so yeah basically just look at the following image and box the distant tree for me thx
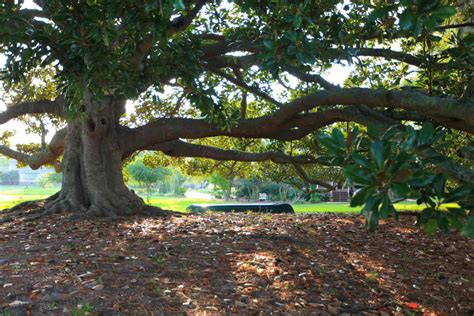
[38,172,62,188]
[0,170,19,185]
[235,178,297,202]
[0,156,9,169]
[209,172,230,200]
[126,160,170,202]
[157,168,187,196]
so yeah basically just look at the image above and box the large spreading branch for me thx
[121,85,473,155]
[199,36,447,70]
[0,98,64,124]
[273,87,474,128]
[119,107,377,154]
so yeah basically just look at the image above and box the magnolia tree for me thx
[0,0,473,235]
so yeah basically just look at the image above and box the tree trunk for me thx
[43,97,165,218]
[224,177,234,201]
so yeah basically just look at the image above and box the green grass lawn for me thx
[0,185,60,210]
[0,185,441,214]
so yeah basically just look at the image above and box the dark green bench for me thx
[187,203,294,214]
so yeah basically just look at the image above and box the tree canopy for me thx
[0,0,473,235]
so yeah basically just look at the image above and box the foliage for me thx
[235,178,298,202]
[37,172,62,188]
[157,168,187,196]
[126,159,171,201]
[316,123,474,236]
[0,155,9,168]
[208,172,229,199]
[0,170,19,185]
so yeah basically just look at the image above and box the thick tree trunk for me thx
[43,97,166,218]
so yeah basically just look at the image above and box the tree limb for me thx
[206,66,282,106]
[0,128,66,170]
[273,87,474,128]
[148,139,318,164]
[438,22,474,29]
[131,0,208,71]
[120,108,352,154]
[0,98,64,125]
[199,36,446,69]
[285,66,337,90]
[292,164,336,191]
[167,0,208,35]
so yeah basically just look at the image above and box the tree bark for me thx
[43,97,167,218]
[224,177,234,201]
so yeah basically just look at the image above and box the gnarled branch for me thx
[0,128,66,170]
[274,87,474,128]
[0,98,64,125]
[148,139,317,164]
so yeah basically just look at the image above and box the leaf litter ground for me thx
[0,213,473,315]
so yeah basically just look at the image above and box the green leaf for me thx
[390,182,412,197]
[424,218,438,235]
[344,165,374,186]
[262,39,274,50]
[366,210,379,232]
[401,125,417,151]
[430,6,456,21]
[367,124,380,139]
[418,122,435,145]
[399,10,416,30]
[437,215,450,233]
[317,134,343,154]
[409,174,435,187]
[461,216,474,238]
[351,153,371,169]
[424,16,437,32]
[172,0,185,10]
[382,126,401,141]
[367,7,392,24]
[331,128,345,147]
[361,195,382,214]
[432,174,446,196]
[447,213,464,230]
[350,186,377,207]
[444,185,474,204]
[379,195,395,219]
[370,140,385,170]
[414,19,423,37]
[293,15,302,28]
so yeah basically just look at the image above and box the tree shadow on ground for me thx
[0,213,472,314]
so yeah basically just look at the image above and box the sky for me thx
[0,0,353,146]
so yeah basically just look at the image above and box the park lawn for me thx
[0,186,59,210]
[0,186,458,213]
[148,199,449,213]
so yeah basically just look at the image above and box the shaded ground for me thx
[0,213,472,315]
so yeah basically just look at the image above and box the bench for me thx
[187,203,295,214]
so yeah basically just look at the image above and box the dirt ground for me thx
[0,212,473,315]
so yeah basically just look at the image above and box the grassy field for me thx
[0,185,438,213]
